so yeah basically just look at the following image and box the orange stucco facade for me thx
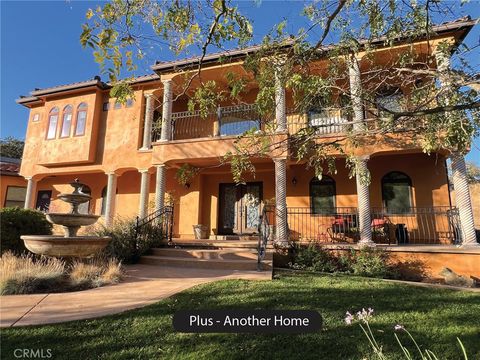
[16,24,473,249]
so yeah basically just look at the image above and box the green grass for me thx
[2,272,479,360]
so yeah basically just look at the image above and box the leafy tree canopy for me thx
[0,137,25,159]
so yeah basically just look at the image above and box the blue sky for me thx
[1,1,479,164]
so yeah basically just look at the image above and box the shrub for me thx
[0,208,52,254]
[0,252,65,295]
[290,243,338,272]
[350,248,393,278]
[69,257,123,288]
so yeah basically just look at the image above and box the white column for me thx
[155,164,166,212]
[104,172,117,227]
[451,154,478,247]
[24,177,36,209]
[274,158,288,246]
[274,63,287,133]
[160,79,173,141]
[348,55,364,131]
[138,169,151,218]
[355,156,374,246]
[436,48,477,247]
[141,94,154,149]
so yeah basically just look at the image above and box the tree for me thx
[81,0,480,182]
[0,137,25,159]
[467,162,480,183]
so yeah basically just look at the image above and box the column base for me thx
[139,147,151,151]
[273,240,290,248]
[460,242,480,249]
[357,240,376,248]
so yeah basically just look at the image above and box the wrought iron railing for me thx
[286,206,460,245]
[257,205,274,271]
[134,205,174,250]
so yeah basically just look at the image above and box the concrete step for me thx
[170,239,263,249]
[208,235,259,241]
[151,248,273,261]
[139,255,273,271]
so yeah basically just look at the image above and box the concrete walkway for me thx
[0,264,271,327]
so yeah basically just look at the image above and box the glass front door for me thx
[219,182,262,235]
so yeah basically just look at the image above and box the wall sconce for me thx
[292,177,297,186]
[184,183,191,189]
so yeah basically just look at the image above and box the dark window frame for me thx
[74,102,88,136]
[46,106,59,140]
[309,175,336,214]
[4,186,27,208]
[60,105,73,138]
[381,171,413,214]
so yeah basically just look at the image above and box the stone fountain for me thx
[21,179,111,258]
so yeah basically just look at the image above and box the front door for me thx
[35,190,52,212]
[219,182,262,235]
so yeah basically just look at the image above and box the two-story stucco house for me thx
[16,17,479,277]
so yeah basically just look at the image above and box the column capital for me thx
[138,169,150,174]
[155,164,166,169]
[272,157,288,163]
[144,93,156,100]
[162,78,173,85]
[24,176,34,181]
[355,155,370,162]
[105,171,117,176]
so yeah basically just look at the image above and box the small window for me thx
[376,88,404,114]
[382,171,412,213]
[32,113,40,122]
[126,98,134,108]
[60,105,73,138]
[310,176,336,214]
[46,107,59,139]
[75,102,88,136]
[4,186,27,207]
[103,102,110,111]
[114,101,122,110]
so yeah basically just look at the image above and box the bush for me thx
[290,243,394,279]
[0,208,52,254]
[0,252,123,295]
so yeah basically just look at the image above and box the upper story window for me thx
[75,103,88,136]
[126,98,134,108]
[46,107,59,139]
[114,101,122,110]
[382,171,412,213]
[310,176,336,214]
[376,88,404,115]
[60,105,73,138]
[32,113,40,122]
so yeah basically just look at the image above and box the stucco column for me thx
[141,94,154,149]
[138,169,151,219]
[355,156,374,246]
[274,157,288,246]
[155,164,166,212]
[274,62,287,133]
[104,172,117,227]
[451,154,478,247]
[24,177,36,209]
[348,55,364,131]
[160,79,173,141]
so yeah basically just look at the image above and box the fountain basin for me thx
[21,235,111,258]
[46,213,100,227]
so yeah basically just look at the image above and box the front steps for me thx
[139,239,273,272]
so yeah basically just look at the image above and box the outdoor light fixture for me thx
[292,177,297,186]
[184,183,191,189]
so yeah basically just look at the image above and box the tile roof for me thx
[0,157,21,176]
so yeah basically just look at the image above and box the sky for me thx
[1,0,479,165]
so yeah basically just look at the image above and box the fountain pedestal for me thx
[21,179,111,258]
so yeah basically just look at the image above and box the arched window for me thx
[78,185,91,214]
[46,107,59,139]
[100,186,107,216]
[310,176,336,214]
[376,87,404,115]
[75,103,88,136]
[382,171,412,213]
[60,105,73,138]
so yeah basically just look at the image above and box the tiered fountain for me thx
[21,179,111,258]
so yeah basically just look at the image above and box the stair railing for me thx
[134,205,174,251]
[257,204,271,271]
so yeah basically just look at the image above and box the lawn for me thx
[2,272,479,360]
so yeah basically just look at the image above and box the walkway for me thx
[0,264,271,327]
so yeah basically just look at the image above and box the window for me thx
[103,102,110,111]
[310,176,336,214]
[32,113,40,122]
[376,88,404,115]
[126,98,134,108]
[35,190,52,212]
[114,101,122,110]
[100,186,107,215]
[382,171,412,213]
[4,186,26,207]
[60,105,73,138]
[75,103,88,136]
[46,107,59,139]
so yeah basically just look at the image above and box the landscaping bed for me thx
[2,272,479,359]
